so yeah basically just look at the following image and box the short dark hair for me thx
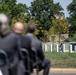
[26,23,36,33]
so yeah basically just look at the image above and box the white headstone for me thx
[44,44,47,51]
[50,44,52,52]
[70,45,72,53]
[63,44,65,52]
[74,46,76,52]
[56,44,59,52]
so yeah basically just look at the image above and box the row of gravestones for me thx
[42,43,76,53]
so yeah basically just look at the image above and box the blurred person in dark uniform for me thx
[25,23,51,75]
[13,22,31,57]
[13,22,32,75]
[0,14,24,75]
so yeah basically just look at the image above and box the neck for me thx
[0,32,10,37]
[14,32,21,36]
[26,33,34,36]
[27,32,33,34]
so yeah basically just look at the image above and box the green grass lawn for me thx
[44,52,76,68]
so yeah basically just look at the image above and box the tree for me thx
[30,0,63,40]
[0,0,29,34]
[49,16,69,44]
[0,1,11,15]
[67,33,76,42]
[30,0,63,30]
[67,0,76,37]
[0,0,28,17]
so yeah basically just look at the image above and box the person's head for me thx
[26,23,36,34]
[13,22,24,34]
[0,13,11,36]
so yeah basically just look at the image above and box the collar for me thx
[26,33,34,36]
[0,32,10,38]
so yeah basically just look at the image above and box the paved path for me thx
[33,73,76,75]
[51,68,76,73]
[32,68,76,75]
[50,73,76,75]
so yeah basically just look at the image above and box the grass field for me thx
[44,52,76,68]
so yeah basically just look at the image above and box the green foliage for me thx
[67,33,76,42]
[0,1,11,14]
[53,17,68,34]
[30,0,63,25]
[67,0,76,36]
[0,0,28,17]
[0,0,29,34]
[0,0,65,41]
[49,16,68,35]
[49,16,69,43]
[30,0,64,41]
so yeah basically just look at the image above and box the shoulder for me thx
[25,34,42,44]
[9,32,17,37]
[8,33,20,42]
[21,35,31,43]
[25,34,32,40]
[34,37,42,44]
[25,34,29,38]
[7,32,17,39]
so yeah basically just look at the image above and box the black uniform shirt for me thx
[0,32,19,67]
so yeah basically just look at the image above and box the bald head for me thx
[13,22,24,34]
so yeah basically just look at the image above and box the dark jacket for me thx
[25,33,44,61]
[0,32,20,68]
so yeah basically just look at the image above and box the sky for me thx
[17,0,72,17]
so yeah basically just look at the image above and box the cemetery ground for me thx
[44,52,76,68]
